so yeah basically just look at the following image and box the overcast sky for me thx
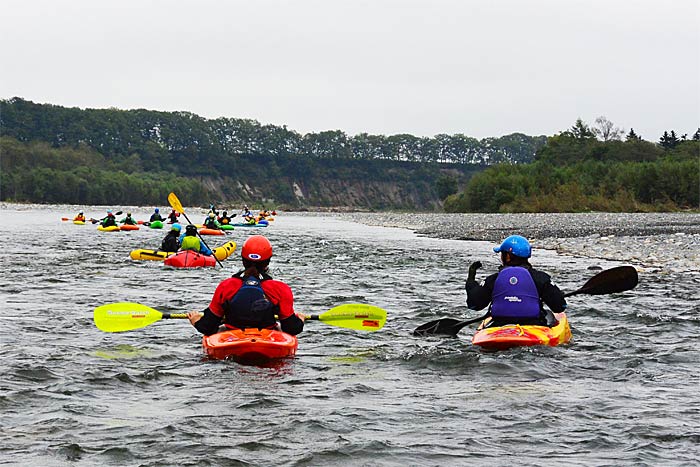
[2,0,698,140]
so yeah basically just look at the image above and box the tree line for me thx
[445,119,700,212]
[0,97,546,170]
[2,98,697,212]
[0,136,477,208]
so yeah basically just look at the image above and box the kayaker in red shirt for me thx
[187,235,305,336]
[465,235,566,327]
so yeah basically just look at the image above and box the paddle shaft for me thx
[450,312,490,333]
[95,302,385,333]
[162,313,189,319]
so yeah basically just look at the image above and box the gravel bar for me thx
[300,212,700,272]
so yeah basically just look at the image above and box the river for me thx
[1,204,698,466]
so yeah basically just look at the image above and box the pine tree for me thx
[626,128,641,141]
[565,118,596,141]
[659,130,680,150]
[693,128,700,141]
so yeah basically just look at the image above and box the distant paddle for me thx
[94,302,387,333]
[90,211,123,224]
[413,266,639,337]
[168,192,223,268]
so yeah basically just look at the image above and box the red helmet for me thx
[242,235,273,261]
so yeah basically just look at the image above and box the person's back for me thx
[161,224,181,252]
[150,208,163,222]
[465,235,566,327]
[102,212,117,227]
[187,235,305,336]
[204,213,219,229]
[179,225,212,255]
[121,213,137,225]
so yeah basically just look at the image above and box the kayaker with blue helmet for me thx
[160,223,182,252]
[186,235,305,336]
[149,208,164,223]
[465,235,566,327]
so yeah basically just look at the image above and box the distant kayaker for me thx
[203,212,220,229]
[178,224,213,256]
[73,211,85,222]
[218,211,232,225]
[149,208,164,223]
[161,223,181,252]
[167,209,180,224]
[465,235,566,327]
[120,212,137,225]
[187,235,305,336]
[101,211,118,228]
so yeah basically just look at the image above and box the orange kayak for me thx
[472,313,571,350]
[199,228,224,236]
[203,328,298,361]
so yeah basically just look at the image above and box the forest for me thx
[1,98,697,212]
[444,120,700,212]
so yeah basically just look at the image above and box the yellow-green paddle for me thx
[94,302,387,333]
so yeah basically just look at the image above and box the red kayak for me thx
[203,328,298,361]
[163,250,216,268]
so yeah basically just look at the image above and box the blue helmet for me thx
[155,208,159,213]
[493,235,531,258]
[171,223,181,231]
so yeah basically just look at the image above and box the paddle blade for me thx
[413,312,488,337]
[315,304,387,331]
[94,302,164,332]
[566,266,638,297]
[413,318,465,337]
[168,192,185,214]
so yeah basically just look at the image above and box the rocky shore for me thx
[311,212,700,273]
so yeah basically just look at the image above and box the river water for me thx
[1,204,699,467]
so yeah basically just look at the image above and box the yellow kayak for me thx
[130,240,237,262]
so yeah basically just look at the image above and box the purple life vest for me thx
[491,266,541,322]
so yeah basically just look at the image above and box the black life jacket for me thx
[223,275,277,329]
[161,233,180,252]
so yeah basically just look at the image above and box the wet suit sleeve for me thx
[262,280,304,335]
[279,314,304,335]
[193,307,222,336]
[531,270,567,312]
[465,273,497,311]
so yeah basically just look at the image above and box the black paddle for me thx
[413,265,639,337]
[90,211,123,224]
